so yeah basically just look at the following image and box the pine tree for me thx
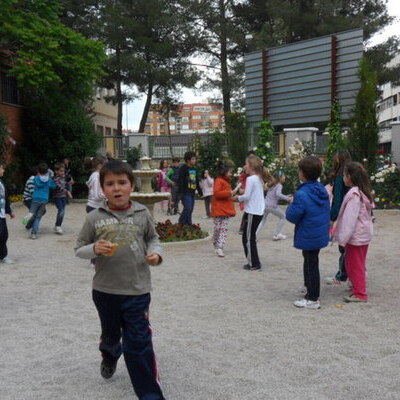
[348,57,379,174]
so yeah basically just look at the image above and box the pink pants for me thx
[345,244,369,300]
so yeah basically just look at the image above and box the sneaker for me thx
[293,299,321,309]
[249,265,261,271]
[325,277,343,285]
[30,233,37,240]
[100,358,117,379]
[22,213,33,225]
[216,248,224,257]
[273,233,287,241]
[243,264,251,270]
[0,257,14,264]
[238,230,243,235]
[54,226,63,235]
[343,295,367,303]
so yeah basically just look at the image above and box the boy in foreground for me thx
[75,161,165,400]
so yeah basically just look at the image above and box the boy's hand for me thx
[238,188,245,195]
[94,240,113,255]
[231,195,239,202]
[9,213,15,219]
[67,191,73,199]
[146,253,160,265]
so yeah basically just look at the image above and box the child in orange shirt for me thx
[211,162,237,257]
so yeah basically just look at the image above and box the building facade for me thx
[377,55,400,152]
[144,102,224,135]
[92,87,118,137]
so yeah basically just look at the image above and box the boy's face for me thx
[173,161,179,167]
[187,157,196,167]
[56,168,65,176]
[102,173,134,209]
[0,165,4,177]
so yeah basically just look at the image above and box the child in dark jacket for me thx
[286,156,330,309]
[325,150,352,285]
[0,163,15,264]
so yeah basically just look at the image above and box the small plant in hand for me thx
[156,219,209,242]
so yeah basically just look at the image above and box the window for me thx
[394,95,398,106]
[1,71,21,105]
[209,115,218,119]
[113,129,118,136]
[182,116,189,122]
[182,124,189,129]
[105,127,112,136]
[96,125,104,135]
[192,115,201,120]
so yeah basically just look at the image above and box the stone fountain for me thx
[130,157,171,217]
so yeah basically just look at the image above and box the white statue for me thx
[288,138,304,163]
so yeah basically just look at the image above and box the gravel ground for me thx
[1,201,399,400]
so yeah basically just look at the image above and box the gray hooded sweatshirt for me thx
[75,201,162,296]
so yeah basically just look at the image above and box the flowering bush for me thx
[155,219,209,242]
[371,156,400,209]
[254,120,275,166]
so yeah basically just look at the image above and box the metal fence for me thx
[99,136,129,159]
[148,133,228,159]
[99,131,328,160]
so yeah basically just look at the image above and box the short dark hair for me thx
[99,161,134,188]
[54,163,64,171]
[184,151,196,162]
[172,158,180,163]
[38,163,48,174]
[215,160,233,177]
[298,156,322,181]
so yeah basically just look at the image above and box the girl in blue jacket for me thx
[286,156,330,309]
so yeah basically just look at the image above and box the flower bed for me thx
[155,219,209,242]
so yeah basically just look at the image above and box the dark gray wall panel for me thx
[245,28,363,127]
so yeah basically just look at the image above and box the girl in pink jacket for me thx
[334,162,374,302]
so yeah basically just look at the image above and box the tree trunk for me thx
[139,81,154,133]
[219,0,231,114]
[116,45,123,136]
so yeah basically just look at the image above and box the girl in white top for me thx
[257,170,293,240]
[199,170,214,218]
[86,157,107,213]
[236,155,271,271]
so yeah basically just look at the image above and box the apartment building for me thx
[92,87,118,137]
[377,55,400,152]
[145,102,224,135]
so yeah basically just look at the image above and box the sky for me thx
[123,0,400,131]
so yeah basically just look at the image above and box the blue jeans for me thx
[29,201,47,234]
[54,197,67,227]
[92,290,165,400]
[178,194,195,225]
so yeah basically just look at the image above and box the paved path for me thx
[1,202,399,399]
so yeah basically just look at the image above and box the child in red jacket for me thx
[211,162,237,257]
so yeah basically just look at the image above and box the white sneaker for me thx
[0,257,14,264]
[22,213,33,225]
[273,233,287,241]
[54,226,63,234]
[216,248,225,257]
[293,299,321,309]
